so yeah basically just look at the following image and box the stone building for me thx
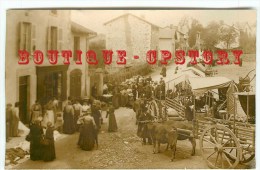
[5,10,96,124]
[158,25,176,60]
[104,13,160,71]
[174,30,189,52]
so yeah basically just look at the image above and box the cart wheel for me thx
[200,124,241,169]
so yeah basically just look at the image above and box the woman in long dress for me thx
[106,105,118,132]
[42,122,56,162]
[112,86,120,109]
[63,101,75,134]
[52,97,59,124]
[29,118,44,161]
[73,100,82,131]
[42,101,55,128]
[30,100,42,125]
[91,105,101,131]
[78,110,97,151]
[11,102,20,137]
[46,100,55,126]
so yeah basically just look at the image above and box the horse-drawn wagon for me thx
[144,74,255,169]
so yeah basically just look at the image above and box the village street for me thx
[12,62,255,169]
[15,107,207,169]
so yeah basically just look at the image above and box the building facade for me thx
[158,26,176,60]
[104,13,160,71]
[5,10,95,124]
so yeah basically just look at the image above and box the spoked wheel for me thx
[225,146,255,164]
[200,124,242,169]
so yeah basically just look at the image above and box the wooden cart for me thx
[198,92,255,169]
[148,90,255,169]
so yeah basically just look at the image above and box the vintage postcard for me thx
[4,8,256,169]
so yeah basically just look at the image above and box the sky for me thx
[71,9,256,34]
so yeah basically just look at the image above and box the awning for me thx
[189,77,232,95]
[166,70,200,90]
[182,67,205,77]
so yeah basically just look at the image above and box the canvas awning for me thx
[166,70,200,90]
[189,76,232,95]
[182,67,205,77]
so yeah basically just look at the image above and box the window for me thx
[20,22,31,52]
[50,26,58,50]
[47,26,62,51]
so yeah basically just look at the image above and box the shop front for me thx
[36,65,69,106]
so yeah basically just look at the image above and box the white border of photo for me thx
[0,0,259,169]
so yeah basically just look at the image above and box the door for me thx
[19,76,30,124]
[70,69,82,99]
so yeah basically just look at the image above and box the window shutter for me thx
[31,24,36,53]
[47,26,51,51]
[58,28,63,51]
[18,22,24,50]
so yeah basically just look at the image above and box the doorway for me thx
[70,69,82,99]
[19,76,30,124]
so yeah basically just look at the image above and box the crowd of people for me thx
[7,65,192,162]
[5,94,119,162]
[27,119,56,162]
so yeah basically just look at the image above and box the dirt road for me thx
[14,107,254,169]
[14,62,255,169]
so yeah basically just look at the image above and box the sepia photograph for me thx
[4,9,256,169]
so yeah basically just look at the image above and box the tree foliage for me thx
[218,25,239,49]
[188,19,204,48]
[239,30,256,54]
[200,21,221,51]
[89,37,106,69]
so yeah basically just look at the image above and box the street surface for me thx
[14,62,255,169]
[16,108,208,169]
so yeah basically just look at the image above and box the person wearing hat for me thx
[28,117,44,161]
[106,105,118,132]
[10,102,20,137]
[184,97,193,121]
[30,100,42,125]
[63,101,75,134]
[160,79,166,100]
[155,83,161,100]
[78,109,97,151]
[112,85,120,109]
[42,122,56,162]
[82,100,90,115]
[161,65,167,77]
[42,100,55,128]
[137,106,153,145]
[73,100,82,131]
[91,103,102,131]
